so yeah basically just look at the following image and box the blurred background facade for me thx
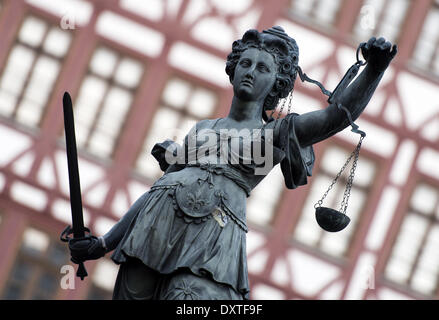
[0,0,438,300]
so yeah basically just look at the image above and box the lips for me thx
[241,80,253,87]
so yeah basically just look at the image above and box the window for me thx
[136,77,217,181]
[412,0,439,76]
[87,259,118,300]
[0,16,72,128]
[385,183,439,296]
[293,145,377,257]
[2,228,70,299]
[247,167,284,227]
[353,0,410,44]
[289,0,343,27]
[73,47,144,159]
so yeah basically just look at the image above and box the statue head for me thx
[226,26,299,121]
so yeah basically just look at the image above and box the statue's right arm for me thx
[102,191,149,252]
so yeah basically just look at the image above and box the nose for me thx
[244,65,255,80]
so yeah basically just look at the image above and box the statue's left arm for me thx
[294,37,397,148]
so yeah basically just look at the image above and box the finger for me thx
[376,37,386,45]
[381,41,392,51]
[87,239,100,255]
[365,37,376,49]
[361,40,371,55]
[70,241,89,251]
[361,45,369,59]
[390,44,398,58]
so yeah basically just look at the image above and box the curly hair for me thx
[225,27,299,121]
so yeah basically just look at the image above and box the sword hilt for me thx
[60,225,90,280]
[60,225,91,242]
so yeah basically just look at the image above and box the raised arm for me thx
[294,37,397,147]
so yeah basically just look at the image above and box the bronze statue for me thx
[65,26,397,300]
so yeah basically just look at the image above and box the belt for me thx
[186,163,252,197]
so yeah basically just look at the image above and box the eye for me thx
[239,59,251,67]
[257,63,270,73]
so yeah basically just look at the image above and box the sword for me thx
[60,91,88,280]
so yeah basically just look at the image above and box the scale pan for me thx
[315,207,350,232]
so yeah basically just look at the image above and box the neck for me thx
[227,96,264,124]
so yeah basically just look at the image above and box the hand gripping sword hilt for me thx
[60,225,91,280]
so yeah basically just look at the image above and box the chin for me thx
[235,87,255,101]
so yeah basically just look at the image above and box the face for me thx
[232,48,277,103]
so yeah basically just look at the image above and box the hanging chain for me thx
[271,96,287,120]
[313,151,353,209]
[286,91,293,115]
[270,91,293,134]
[314,136,364,211]
[339,135,364,214]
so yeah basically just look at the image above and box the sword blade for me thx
[63,92,85,239]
